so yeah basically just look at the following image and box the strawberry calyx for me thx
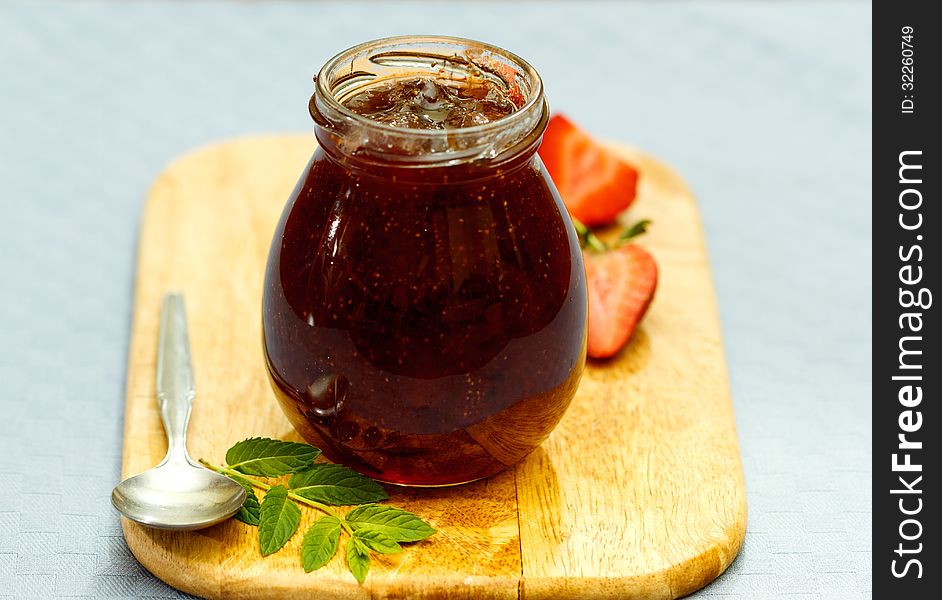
[572,217,651,253]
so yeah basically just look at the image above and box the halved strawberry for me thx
[575,219,658,359]
[539,114,639,226]
[584,245,658,358]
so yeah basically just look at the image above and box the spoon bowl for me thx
[112,460,246,530]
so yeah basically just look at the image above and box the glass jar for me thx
[262,36,587,486]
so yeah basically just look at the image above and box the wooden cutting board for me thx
[120,135,746,599]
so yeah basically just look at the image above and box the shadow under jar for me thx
[263,36,587,486]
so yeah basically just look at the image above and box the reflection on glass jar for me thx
[263,36,587,486]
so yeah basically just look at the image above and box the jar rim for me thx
[311,35,547,166]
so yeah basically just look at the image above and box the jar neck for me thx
[309,36,547,181]
[312,98,548,183]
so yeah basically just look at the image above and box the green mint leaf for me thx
[229,476,260,526]
[300,515,342,572]
[236,491,261,526]
[289,464,389,506]
[258,485,301,556]
[619,219,652,243]
[225,437,320,477]
[353,529,402,554]
[226,471,256,489]
[344,504,436,542]
[345,536,370,584]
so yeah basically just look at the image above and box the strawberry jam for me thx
[341,76,517,130]
[262,36,587,486]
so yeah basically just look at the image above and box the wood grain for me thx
[119,135,746,599]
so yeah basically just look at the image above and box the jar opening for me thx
[311,36,547,167]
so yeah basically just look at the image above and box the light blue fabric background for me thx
[0,1,871,598]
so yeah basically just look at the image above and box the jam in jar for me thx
[263,36,587,486]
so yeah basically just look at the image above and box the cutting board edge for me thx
[121,517,746,600]
[122,515,524,600]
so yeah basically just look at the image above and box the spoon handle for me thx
[156,292,196,462]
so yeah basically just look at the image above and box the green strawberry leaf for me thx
[572,217,608,252]
[225,437,320,477]
[344,504,436,542]
[258,485,301,556]
[618,219,652,243]
[289,464,389,506]
[300,515,342,572]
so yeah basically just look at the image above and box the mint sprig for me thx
[200,437,436,583]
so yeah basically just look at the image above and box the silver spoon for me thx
[112,292,245,530]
